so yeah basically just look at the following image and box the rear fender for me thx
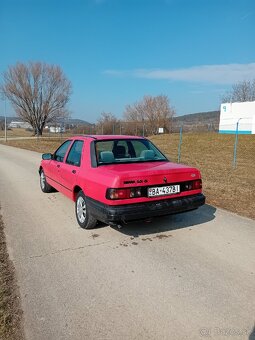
[73,185,83,201]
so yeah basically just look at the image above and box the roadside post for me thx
[178,126,183,163]
[4,116,7,142]
[0,91,7,142]
[233,118,242,169]
[4,96,7,142]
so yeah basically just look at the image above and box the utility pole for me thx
[5,114,7,141]
[0,91,7,142]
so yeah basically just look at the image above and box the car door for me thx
[59,140,84,197]
[47,140,72,187]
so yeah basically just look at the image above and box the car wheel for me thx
[40,170,53,193]
[75,190,97,229]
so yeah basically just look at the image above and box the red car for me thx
[39,135,205,229]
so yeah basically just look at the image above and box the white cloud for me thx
[104,63,255,85]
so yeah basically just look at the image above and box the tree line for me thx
[1,61,255,136]
[96,95,175,135]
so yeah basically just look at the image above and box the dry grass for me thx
[1,132,255,219]
[0,128,73,139]
[0,137,65,154]
[150,132,255,219]
[0,128,33,138]
[0,212,24,340]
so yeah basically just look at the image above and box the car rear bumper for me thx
[86,193,205,225]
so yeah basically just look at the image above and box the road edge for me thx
[0,207,25,340]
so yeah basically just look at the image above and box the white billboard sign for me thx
[219,101,255,134]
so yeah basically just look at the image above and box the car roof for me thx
[70,135,145,141]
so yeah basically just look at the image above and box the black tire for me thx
[40,169,53,193]
[75,190,97,229]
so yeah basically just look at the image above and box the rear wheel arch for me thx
[73,185,83,201]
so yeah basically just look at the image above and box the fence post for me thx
[4,96,7,142]
[233,119,241,169]
[4,116,7,142]
[178,126,183,163]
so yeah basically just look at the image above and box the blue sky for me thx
[1,0,255,122]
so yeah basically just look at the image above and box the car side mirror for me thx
[42,153,53,160]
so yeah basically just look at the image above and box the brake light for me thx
[192,179,202,190]
[106,187,142,200]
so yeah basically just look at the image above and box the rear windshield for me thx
[95,139,167,165]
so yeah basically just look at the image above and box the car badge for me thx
[163,176,167,183]
[191,173,196,178]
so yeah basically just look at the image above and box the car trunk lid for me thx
[99,161,201,187]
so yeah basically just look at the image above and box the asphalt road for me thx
[0,143,254,340]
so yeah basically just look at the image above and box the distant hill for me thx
[0,116,16,124]
[172,110,220,132]
[66,118,92,126]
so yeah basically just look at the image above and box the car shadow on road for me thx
[111,204,216,237]
[249,325,255,340]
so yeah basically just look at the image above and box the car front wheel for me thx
[75,190,97,229]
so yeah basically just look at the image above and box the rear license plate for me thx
[148,185,180,197]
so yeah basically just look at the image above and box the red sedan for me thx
[39,135,205,229]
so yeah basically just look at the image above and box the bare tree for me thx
[222,79,255,103]
[1,62,71,135]
[124,95,175,135]
[96,112,119,135]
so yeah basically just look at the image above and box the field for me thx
[150,133,255,219]
[0,128,75,139]
[0,128,33,138]
[1,132,254,219]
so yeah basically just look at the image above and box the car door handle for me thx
[57,164,60,168]
[72,170,76,174]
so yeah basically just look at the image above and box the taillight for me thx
[192,179,202,190]
[106,187,142,200]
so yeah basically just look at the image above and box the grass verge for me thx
[0,211,24,340]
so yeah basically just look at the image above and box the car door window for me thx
[54,140,72,162]
[131,140,148,157]
[66,140,84,166]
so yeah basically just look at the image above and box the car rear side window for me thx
[54,140,72,162]
[66,140,84,166]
